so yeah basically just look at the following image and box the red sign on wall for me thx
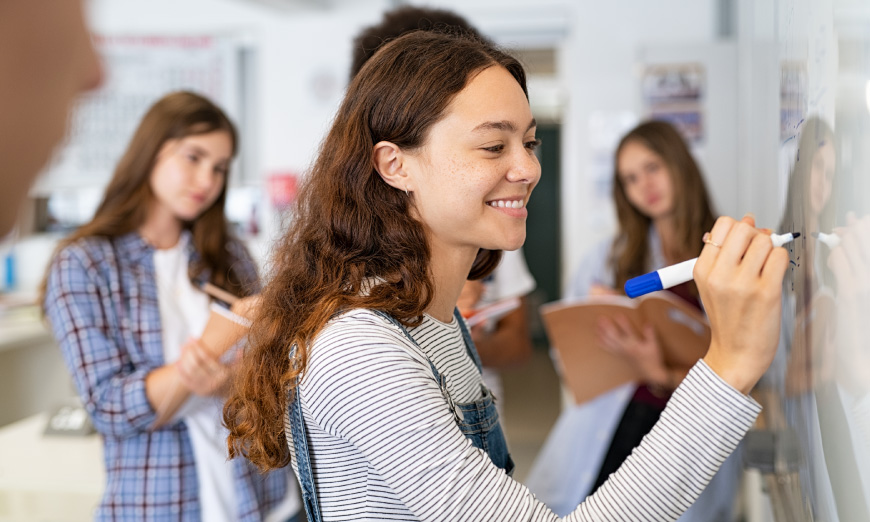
[267,172,299,209]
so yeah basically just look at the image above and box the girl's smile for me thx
[485,195,528,217]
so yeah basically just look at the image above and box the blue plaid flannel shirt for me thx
[44,231,291,521]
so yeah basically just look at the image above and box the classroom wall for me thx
[557,1,721,287]
[86,0,390,246]
[85,0,727,287]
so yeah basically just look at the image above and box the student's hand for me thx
[694,215,789,394]
[176,338,231,397]
[597,316,670,388]
[469,323,489,346]
[589,284,620,297]
[231,294,261,320]
[457,280,485,316]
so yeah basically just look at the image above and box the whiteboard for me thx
[739,1,870,520]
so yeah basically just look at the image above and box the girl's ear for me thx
[372,141,413,193]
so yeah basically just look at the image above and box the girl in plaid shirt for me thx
[43,91,300,522]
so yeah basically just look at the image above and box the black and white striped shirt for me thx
[286,309,761,521]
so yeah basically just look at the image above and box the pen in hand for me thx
[200,282,239,306]
[625,232,800,298]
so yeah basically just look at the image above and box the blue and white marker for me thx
[625,232,800,298]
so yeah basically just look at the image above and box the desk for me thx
[0,307,74,427]
[0,413,104,522]
[0,306,52,353]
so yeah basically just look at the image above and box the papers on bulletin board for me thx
[35,35,243,195]
[641,63,705,144]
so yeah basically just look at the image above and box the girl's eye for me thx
[525,138,542,151]
[187,154,200,163]
[483,144,505,153]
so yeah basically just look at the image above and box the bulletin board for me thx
[33,35,245,195]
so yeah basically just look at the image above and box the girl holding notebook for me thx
[42,91,300,521]
[225,31,788,522]
[527,120,741,520]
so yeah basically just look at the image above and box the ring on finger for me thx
[702,232,722,248]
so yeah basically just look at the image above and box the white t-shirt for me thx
[154,236,238,522]
[478,248,536,309]
[154,235,299,522]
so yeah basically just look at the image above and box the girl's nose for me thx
[507,148,540,184]
[197,166,221,192]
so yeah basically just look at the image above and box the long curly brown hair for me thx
[224,31,527,471]
[611,120,716,292]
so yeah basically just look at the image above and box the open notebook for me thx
[541,292,710,403]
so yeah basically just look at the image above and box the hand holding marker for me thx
[625,232,800,298]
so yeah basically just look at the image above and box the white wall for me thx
[86,0,390,246]
[559,1,721,286]
[83,0,727,285]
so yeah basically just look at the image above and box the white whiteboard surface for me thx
[739,0,870,520]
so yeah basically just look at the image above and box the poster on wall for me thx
[35,35,243,195]
[641,63,705,144]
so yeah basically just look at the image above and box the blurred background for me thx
[1,0,868,520]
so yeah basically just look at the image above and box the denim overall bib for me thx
[287,309,514,522]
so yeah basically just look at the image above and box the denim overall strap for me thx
[374,309,514,475]
[452,308,483,373]
[288,349,323,522]
[451,309,514,475]
[371,310,441,379]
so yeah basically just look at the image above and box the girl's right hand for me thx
[826,213,870,396]
[176,338,231,397]
[693,215,789,394]
[597,316,669,387]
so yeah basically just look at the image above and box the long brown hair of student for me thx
[610,120,716,292]
[223,32,523,471]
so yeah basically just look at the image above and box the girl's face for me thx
[149,130,232,223]
[617,140,676,220]
[809,141,835,216]
[403,66,540,254]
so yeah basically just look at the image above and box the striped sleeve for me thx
[562,360,761,521]
[303,311,760,522]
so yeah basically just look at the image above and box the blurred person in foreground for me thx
[0,0,102,236]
